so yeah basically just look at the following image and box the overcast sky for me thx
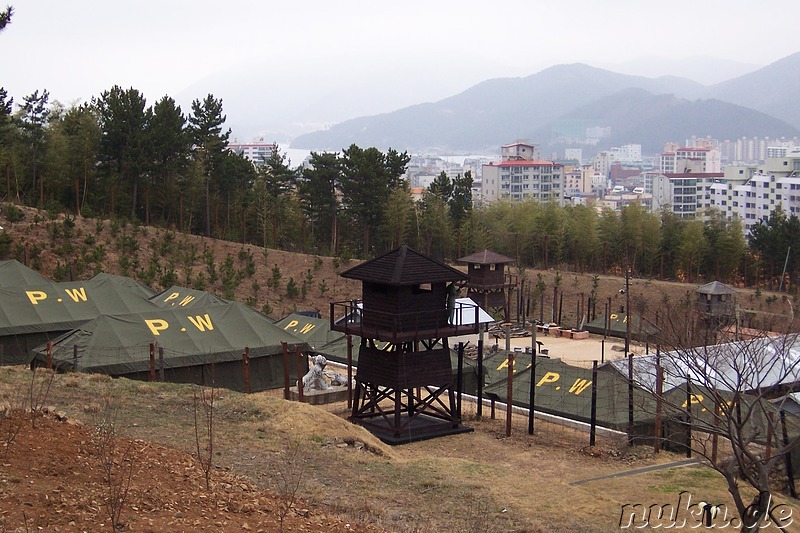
[2,1,799,140]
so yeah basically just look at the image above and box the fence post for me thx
[457,342,464,420]
[654,347,663,454]
[506,352,514,438]
[685,381,692,458]
[781,410,797,498]
[282,342,290,400]
[242,347,251,394]
[295,345,304,403]
[148,342,156,381]
[73,344,78,372]
[477,339,484,418]
[590,360,598,446]
[158,346,164,382]
[346,335,353,409]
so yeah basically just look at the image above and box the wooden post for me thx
[590,360,598,446]
[46,342,52,370]
[528,322,536,435]
[628,351,634,445]
[685,381,692,458]
[242,347,251,394]
[711,402,719,465]
[781,410,797,498]
[73,344,78,372]
[282,342,290,400]
[654,347,662,454]
[456,342,464,420]
[765,412,774,461]
[477,339,484,418]
[506,352,514,438]
[158,346,165,382]
[346,335,353,409]
[295,345,304,403]
[149,342,156,382]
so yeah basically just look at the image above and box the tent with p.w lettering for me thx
[28,302,308,392]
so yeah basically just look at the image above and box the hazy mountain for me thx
[291,54,800,154]
[705,51,800,131]
[531,88,799,156]
[291,64,708,152]
[606,55,760,85]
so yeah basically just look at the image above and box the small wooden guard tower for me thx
[330,245,480,444]
[695,280,737,328]
[456,249,516,322]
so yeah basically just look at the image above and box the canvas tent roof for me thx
[0,260,50,287]
[584,312,659,340]
[605,334,800,394]
[0,275,159,337]
[89,272,157,298]
[275,312,342,351]
[29,302,308,389]
[484,352,654,430]
[149,285,229,308]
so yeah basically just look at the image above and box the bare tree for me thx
[28,365,54,429]
[93,394,136,531]
[193,384,216,491]
[275,438,306,531]
[0,382,27,459]
[632,300,800,532]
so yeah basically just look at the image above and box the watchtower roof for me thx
[340,245,467,286]
[456,249,515,265]
[695,281,736,295]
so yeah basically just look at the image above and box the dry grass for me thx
[1,364,798,531]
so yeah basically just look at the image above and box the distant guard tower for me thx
[457,249,516,322]
[330,245,480,444]
[695,281,737,331]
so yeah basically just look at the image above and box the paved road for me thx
[569,458,701,486]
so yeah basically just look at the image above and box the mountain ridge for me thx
[291,54,800,154]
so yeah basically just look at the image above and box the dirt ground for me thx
[2,366,798,532]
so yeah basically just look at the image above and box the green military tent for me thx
[149,285,230,308]
[0,274,159,365]
[584,312,659,341]
[484,352,655,431]
[275,312,342,351]
[0,260,50,287]
[28,302,308,392]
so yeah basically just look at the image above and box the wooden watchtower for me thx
[695,280,737,331]
[456,249,516,322]
[330,245,480,444]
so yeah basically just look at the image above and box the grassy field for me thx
[2,365,796,531]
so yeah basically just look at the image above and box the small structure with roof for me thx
[695,281,736,318]
[330,245,480,443]
[456,249,516,321]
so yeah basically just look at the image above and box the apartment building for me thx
[650,172,725,219]
[227,140,278,164]
[710,148,800,233]
[482,142,564,204]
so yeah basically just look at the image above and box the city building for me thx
[709,148,800,233]
[482,143,564,204]
[227,140,278,165]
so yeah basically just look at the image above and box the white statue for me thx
[301,355,331,391]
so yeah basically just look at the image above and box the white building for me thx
[660,147,722,174]
[709,148,800,233]
[227,140,278,165]
[482,159,564,204]
[650,172,725,219]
